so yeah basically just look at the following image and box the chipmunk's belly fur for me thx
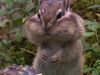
[33,40,84,75]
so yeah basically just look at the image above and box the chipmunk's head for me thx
[38,0,70,25]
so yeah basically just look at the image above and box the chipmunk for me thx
[25,0,85,75]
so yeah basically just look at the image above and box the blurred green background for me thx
[0,0,100,75]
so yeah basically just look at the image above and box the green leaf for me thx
[8,8,20,14]
[15,29,23,42]
[25,3,34,12]
[84,32,94,37]
[0,9,6,16]
[85,20,100,31]
[0,19,10,27]
[88,5,100,9]
[92,69,99,75]
[83,67,93,73]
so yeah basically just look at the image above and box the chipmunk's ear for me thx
[62,0,71,12]
[63,0,71,12]
[66,0,70,12]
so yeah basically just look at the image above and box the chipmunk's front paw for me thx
[41,53,48,60]
[50,54,60,63]
[50,51,63,63]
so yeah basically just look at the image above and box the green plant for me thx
[0,0,38,67]
[83,20,100,75]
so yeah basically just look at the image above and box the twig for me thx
[20,48,34,55]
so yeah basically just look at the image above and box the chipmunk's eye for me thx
[38,13,40,19]
[56,9,65,19]
[38,10,42,19]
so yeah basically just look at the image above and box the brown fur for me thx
[25,0,85,75]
